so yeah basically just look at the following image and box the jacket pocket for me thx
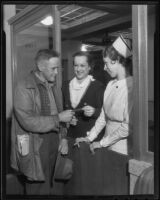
[17,134,45,181]
[17,134,29,156]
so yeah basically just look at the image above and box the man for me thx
[10,49,74,195]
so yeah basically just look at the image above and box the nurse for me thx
[75,35,133,195]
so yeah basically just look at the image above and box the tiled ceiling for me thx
[58,4,109,29]
[15,4,132,46]
[16,4,109,29]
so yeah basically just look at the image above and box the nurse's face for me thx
[74,56,91,81]
[103,56,119,78]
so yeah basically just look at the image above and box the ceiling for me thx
[15,4,132,46]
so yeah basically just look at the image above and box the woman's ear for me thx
[110,60,116,65]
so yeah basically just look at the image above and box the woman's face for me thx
[74,56,91,81]
[103,56,119,78]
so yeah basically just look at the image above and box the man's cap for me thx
[53,153,73,181]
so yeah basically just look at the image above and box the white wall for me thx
[4,5,16,118]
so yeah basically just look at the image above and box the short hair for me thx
[35,49,60,66]
[72,51,93,68]
[103,45,132,75]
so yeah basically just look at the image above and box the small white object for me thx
[17,135,29,156]
[81,44,87,52]
[112,35,132,58]
[41,16,53,26]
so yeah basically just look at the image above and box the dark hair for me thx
[103,46,132,75]
[35,49,60,65]
[72,51,93,68]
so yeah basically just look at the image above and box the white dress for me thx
[87,76,134,155]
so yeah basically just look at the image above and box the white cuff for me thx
[99,137,109,147]
[86,132,95,142]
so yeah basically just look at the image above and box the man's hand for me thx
[82,105,95,117]
[89,142,101,154]
[58,110,74,123]
[70,115,78,126]
[74,137,90,148]
[58,138,68,155]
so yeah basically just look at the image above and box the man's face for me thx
[74,56,91,81]
[41,57,60,83]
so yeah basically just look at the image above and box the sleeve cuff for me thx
[86,131,95,142]
[52,114,60,129]
[99,137,109,147]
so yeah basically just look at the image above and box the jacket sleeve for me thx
[87,107,106,141]
[99,88,133,147]
[14,83,60,133]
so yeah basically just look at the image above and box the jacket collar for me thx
[25,71,56,89]
[25,71,45,89]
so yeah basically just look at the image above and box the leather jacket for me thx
[10,71,62,181]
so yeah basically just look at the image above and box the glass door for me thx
[9,5,62,94]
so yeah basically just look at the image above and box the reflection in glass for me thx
[15,21,53,81]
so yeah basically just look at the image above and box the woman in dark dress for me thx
[62,51,105,195]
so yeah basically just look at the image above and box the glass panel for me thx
[15,20,53,82]
[148,5,155,152]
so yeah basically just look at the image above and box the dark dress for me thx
[63,79,105,195]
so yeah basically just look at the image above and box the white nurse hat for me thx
[112,35,132,58]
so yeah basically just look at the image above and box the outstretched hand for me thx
[74,137,90,148]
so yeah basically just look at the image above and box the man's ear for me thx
[37,61,45,72]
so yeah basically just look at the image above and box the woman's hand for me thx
[74,137,90,148]
[82,105,95,117]
[89,141,101,154]
[58,138,68,155]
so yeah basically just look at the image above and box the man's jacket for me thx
[10,71,62,181]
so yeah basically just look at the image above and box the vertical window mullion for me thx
[132,5,149,161]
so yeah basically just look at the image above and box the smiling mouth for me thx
[77,73,83,75]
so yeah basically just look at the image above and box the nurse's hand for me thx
[82,105,95,117]
[58,138,68,155]
[89,141,101,154]
[74,137,90,148]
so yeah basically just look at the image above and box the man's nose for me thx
[54,68,58,74]
[76,66,81,71]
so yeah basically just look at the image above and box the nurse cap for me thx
[112,35,132,58]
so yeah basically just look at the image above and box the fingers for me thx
[73,142,80,148]
[74,138,83,147]
[82,106,95,116]
[89,144,95,155]
[74,137,90,148]
[61,149,68,155]
[59,139,68,155]
[59,145,68,155]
